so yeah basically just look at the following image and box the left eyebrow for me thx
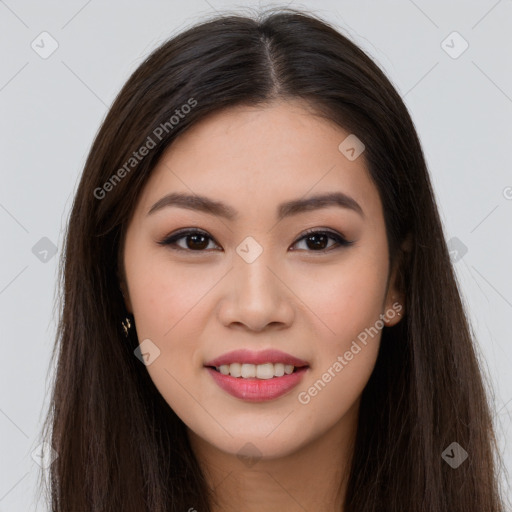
[147,191,365,220]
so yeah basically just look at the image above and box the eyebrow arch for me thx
[147,191,365,220]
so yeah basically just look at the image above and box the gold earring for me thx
[121,315,132,337]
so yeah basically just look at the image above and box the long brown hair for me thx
[39,6,506,511]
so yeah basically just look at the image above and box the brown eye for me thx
[158,228,354,254]
[158,229,219,252]
[182,233,210,250]
[291,229,354,252]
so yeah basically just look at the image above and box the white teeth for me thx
[284,364,294,375]
[256,363,274,379]
[215,362,300,379]
[229,362,241,377]
[274,363,285,377]
[241,363,256,378]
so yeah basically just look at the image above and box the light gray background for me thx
[1,0,511,510]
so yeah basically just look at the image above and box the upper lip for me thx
[204,349,309,368]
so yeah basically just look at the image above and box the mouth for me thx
[203,349,310,402]
[204,364,309,402]
[206,362,307,379]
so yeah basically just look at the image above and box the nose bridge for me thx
[234,239,279,306]
[218,236,294,330]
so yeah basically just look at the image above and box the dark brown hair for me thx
[39,6,506,511]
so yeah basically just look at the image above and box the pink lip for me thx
[205,366,309,402]
[204,349,309,368]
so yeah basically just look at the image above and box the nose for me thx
[216,253,295,332]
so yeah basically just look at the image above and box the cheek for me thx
[126,246,212,339]
[291,254,388,411]
[294,273,386,433]
[294,255,388,349]
[124,245,221,369]
[124,254,211,415]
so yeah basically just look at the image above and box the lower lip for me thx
[205,366,308,402]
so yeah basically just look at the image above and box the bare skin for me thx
[121,99,405,511]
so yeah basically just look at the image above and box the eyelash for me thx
[157,228,354,254]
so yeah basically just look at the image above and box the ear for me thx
[117,258,133,314]
[119,279,133,314]
[383,234,412,327]
[117,231,133,314]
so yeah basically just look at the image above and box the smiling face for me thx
[120,99,404,461]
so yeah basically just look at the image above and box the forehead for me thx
[134,100,382,224]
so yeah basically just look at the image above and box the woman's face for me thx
[121,100,403,460]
